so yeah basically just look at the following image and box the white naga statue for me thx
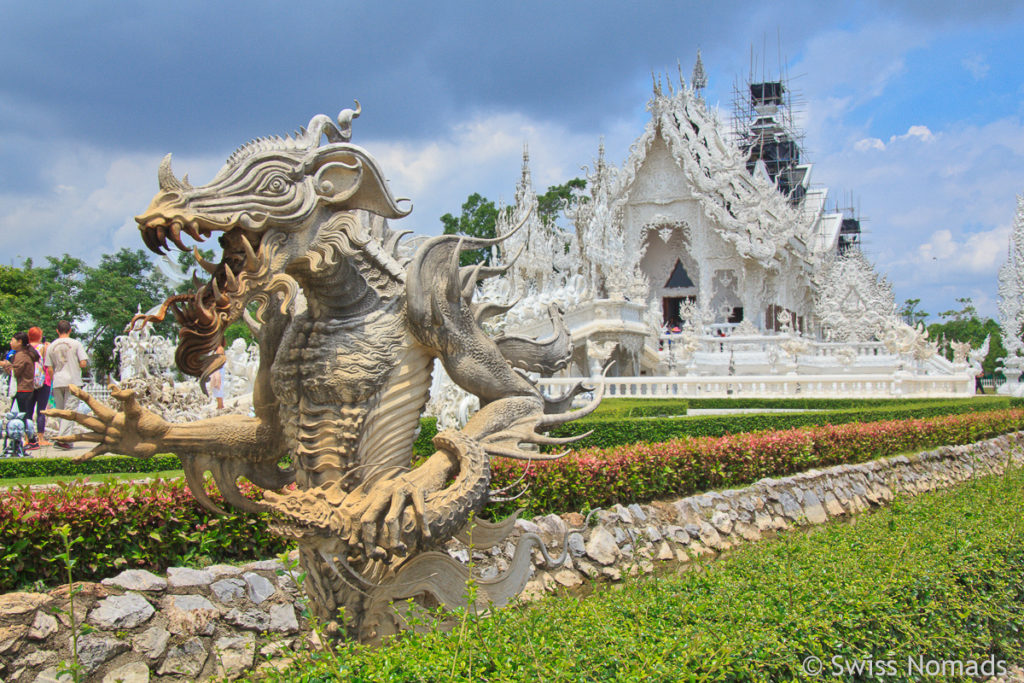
[52,106,598,641]
[996,195,1024,395]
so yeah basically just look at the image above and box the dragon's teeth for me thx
[193,247,219,275]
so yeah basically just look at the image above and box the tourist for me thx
[209,344,226,410]
[27,327,51,445]
[4,347,15,409]
[0,332,42,449]
[45,321,89,450]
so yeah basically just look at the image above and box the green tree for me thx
[536,177,587,226]
[899,298,929,326]
[938,296,978,321]
[79,249,170,378]
[927,298,1007,377]
[441,193,500,266]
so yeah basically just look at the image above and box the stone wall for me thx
[1,433,1021,682]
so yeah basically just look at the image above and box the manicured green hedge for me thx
[0,426,440,481]
[0,454,182,479]
[262,464,1024,681]
[492,409,1024,517]
[414,416,438,457]
[682,396,1014,410]
[552,397,1018,449]
[4,399,1005,481]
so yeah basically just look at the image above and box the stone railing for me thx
[539,372,974,399]
[1,433,1020,681]
[655,333,960,379]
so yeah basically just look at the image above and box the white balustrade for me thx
[539,372,975,399]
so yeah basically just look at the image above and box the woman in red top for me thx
[27,327,50,445]
[0,332,41,448]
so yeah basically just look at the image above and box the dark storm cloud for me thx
[0,0,855,155]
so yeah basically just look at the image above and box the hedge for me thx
[0,427,439,481]
[490,408,1024,516]
[2,398,1007,480]
[0,454,182,480]
[0,479,288,592]
[551,396,1019,449]
[4,408,1022,591]
[261,464,1024,681]
[679,396,1017,411]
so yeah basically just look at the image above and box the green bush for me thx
[553,396,1017,448]
[682,396,1011,410]
[491,409,1024,517]
[0,479,289,592]
[3,399,1005,481]
[261,464,1024,681]
[0,424,440,481]
[0,454,182,479]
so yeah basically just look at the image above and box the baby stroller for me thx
[2,409,36,458]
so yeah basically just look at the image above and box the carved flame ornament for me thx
[50,107,600,642]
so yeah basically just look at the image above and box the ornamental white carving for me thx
[814,251,895,343]
[997,195,1024,394]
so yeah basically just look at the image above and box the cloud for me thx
[855,137,886,152]
[369,111,637,235]
[917,226,1010,272]
[0,110,635,268]
[817,116,1024,319]
[892,125,934,143]
[962,53,990,80]
[0,141,225,267]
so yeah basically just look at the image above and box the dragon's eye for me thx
[259,173,290,196]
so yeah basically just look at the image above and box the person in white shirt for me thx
[44,321,88,450]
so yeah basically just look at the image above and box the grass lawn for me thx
[258,463,1024,682]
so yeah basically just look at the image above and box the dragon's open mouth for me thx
[135,215,267,379]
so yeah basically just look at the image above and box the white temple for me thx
[452,60,974,406]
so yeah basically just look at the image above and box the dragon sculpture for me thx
[52,105,598,641]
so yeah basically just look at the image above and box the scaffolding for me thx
[731,45,807,205]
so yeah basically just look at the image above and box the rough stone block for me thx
[77,634,129,673]
[0,593,52,622]
[132,625,170,661]
[101,570,167,592]
[215,633,256,680]
[158,636,208,677]
[27,611,58,641]
[166,567,215,589]
[243,572,276,604]
[211,578,247,603]
[101,661,150,683]
[162,594,221,636]
[586,527,620,566]
[88,593,155,630]
[269,603,299,633]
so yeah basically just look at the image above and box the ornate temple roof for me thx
[610,74,823,268]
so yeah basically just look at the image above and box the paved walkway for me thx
[2,438,95,459]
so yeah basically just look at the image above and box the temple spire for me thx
[692,49,707,95]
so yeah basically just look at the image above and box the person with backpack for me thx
[0,332,42,450]
[27,327,51,445]
[45,321,89,450]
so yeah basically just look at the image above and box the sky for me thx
[1,1,1023,322]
